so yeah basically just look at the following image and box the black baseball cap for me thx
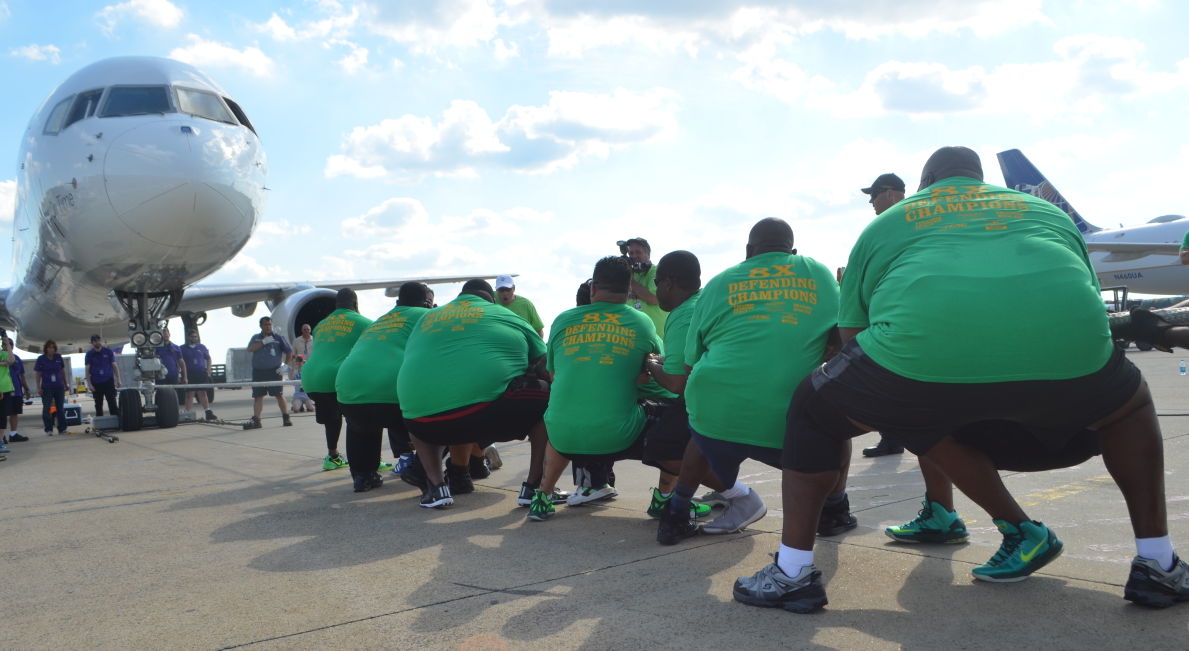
[861,173,906,195]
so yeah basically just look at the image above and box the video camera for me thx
[616,238,653,274]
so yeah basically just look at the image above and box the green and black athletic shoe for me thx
[972,520,1063,582]
[885,498,969,544]
[321,454,349,471]
[527,489,556,521]
[646,488,714,520]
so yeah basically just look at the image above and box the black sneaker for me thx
[420,483,454,509]
[9,433,28,442]
[205,410,217,422]
[657,508,700,545]
[242,417,262,430]
[353,472,383,493]
[817,494,859,537]
[862,436,903,457]
[1124,554,1189,608]
[400,454,429,491]
[282,414,293,427]
[468,454,491,479]
[445,463,474,495]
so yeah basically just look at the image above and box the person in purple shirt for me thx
[155,328,187,387]
[4,338,30,442]
[33,339,67,435]
[181,329,217,422]
[84,334,121,418]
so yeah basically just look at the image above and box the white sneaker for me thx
[566,484,618,506]
[702,488,767,534]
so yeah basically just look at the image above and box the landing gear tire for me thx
[156,388,179,429]
[119,389,143,432]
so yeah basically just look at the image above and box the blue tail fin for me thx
[996,149,1100,234]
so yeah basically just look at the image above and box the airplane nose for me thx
[103,119,262,248]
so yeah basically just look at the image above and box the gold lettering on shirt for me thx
[727,267,819,315]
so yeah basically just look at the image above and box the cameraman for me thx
[620,237,668,337]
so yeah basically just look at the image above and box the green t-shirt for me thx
[0,351,13,394]
[502,295,545,333]
[840,178,1112,382]
[301,309,374,393]
[662,291,699,376]
[545,302,662,455]
[1181,229,1189,248]
[685,251,839,448]
[630,265,668,338]
[335,306,429,405]
[398,294,547,418]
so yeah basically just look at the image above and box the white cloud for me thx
[328,39,368,74]
[326,88,680,179]
[96,0,183,34]
[10,44,61,64]
[256,219,312,237]
[168,35,275,78]
[0,2,9,22]
[255,2,360,42]
[0,179,15,223]
[222,251,282,280]
[367,0,505,53]
[341,198,553,270]
[493,38,518,62]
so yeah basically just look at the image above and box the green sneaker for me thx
[527,489,556,521]
[377,461,395,473]
[646,488,715,520]
[321,454,349,471]
[885,499,969,544]
[972,520,1063,582]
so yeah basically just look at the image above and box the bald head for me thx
[746,217,795,259]
[918,146,983,191]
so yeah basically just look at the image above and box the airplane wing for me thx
[174,275,504,314]
[1086,242,1181,257]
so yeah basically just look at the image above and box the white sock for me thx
[720,480,748,500]
[1136,535,1175,571]
[777,544,814,576]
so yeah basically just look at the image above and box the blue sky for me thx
[2,0,1188,360]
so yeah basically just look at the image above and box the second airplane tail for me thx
[997,148,1100,234]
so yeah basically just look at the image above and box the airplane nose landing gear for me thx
[113,289,183,432]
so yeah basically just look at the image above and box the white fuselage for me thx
[1085,219,1189,295]
[8,57,266,350]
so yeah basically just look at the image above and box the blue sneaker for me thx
[392,452,414,477]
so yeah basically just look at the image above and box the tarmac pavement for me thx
[2,350,1188,649]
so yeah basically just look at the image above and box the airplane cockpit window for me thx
[64,89,104,129]
[223,97,257,135]
[42,96,73,135]
[99,86,173,118]
[175,87,237,125]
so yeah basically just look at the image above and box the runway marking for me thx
[1017,474,1116,508]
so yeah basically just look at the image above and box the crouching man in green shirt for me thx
[735,146,1187,613]
[524,256,687,522]
[336,282,432,493]
[681,218,845,540]
[398,279,552,509]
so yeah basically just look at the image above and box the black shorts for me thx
[0,392,8,421]
[339,402,405,436]
[188,369,210,387]
[405,378,549,447]
[252,367,284,397]
[7,394,23,415]
[783,340,1142,473]
[307,392,340,424]
[641,398,690,469]
[690,428,783,482]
